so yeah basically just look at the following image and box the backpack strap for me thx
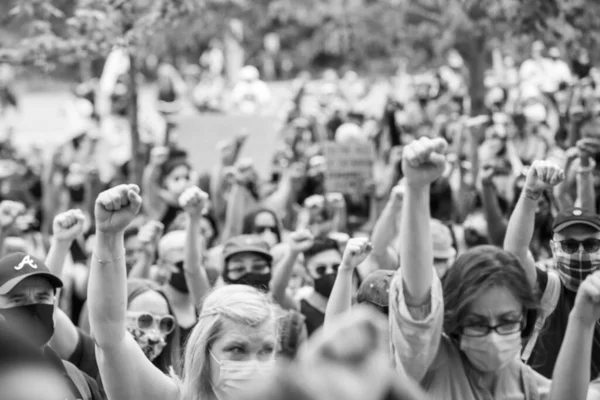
[63,361,92,400]
[521,270,561,363]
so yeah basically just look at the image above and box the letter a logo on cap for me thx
[573,209,583,216]
[15,255,37,271]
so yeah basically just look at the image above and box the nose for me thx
[145,332,162,345]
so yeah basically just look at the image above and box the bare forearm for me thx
[184,218,210,309]
[324,269,353,332]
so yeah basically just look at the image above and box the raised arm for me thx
[479,167,507,246]
[129,221,164,280]
[369,183,403,269]
[324,238,372,331]
[88,185,177,400]
[548,271,600,400]
[503,161,564,287]
[179,186,212,309]
[400,137,448,303]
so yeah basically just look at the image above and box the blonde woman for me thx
[88,185,278,400]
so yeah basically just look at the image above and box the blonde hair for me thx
[177,285,278,400]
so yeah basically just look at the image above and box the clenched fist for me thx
[524,160,564,199]
[137,220,164,254]
[53,209,86,243]
[178,186,209,220]
[341,238,372,271]
[0,201,25,229]
[402,137,448,188]
[95,184,142,234]
[572,271,600,327]
[289,230,315,254]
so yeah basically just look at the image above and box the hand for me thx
[402,137,448,188]
[572,271,600,327]
[52,209,86,243]
[179,186,209,220]
[289,230,315,254]
[304,195,326,210]
[326,193,346,210]
[524,160,565,198]
[480,164,496,185]
[95,184,142,234]
[565,146,580,162]
[389,180,406,207]
[137,220,164,254]
[149,146,170,166]
[0,200,25,229]
[341,238,372,271]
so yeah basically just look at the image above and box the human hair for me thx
[442,245,539,340]
[302,237,340,262]
[127,279,181,375]
[159,157,190,187]
[178,285,278,400]
[241,208,282,244]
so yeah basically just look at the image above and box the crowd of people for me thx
[4,39,600,399]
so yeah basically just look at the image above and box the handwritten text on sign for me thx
[322,142,374,195]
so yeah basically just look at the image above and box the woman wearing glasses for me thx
[392,137,599,399]
[126,279,180,374]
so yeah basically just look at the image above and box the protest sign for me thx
[322,141,375,195]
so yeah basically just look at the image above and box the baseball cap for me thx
[356,270,395,308]
[223,235,273,262]
[0,253,63,296]
[431,219,456,260]
[553,208,600,233]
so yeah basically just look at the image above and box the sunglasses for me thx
[254,225,276,234]
[128,312,176,335]
[556,239,600,254]
[314,263,340,277]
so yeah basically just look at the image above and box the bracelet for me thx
[94,253,124,264]
[524,188,542,201]
[576,158,596,174]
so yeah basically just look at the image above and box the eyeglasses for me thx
[460,320,524,337]
[557,238,600,254]
[128,312,176,335]
[314,263,340,277]
[254,225,276,234]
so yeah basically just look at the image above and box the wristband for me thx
[94,253,124,264]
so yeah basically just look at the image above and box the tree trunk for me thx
[128,53,144,185]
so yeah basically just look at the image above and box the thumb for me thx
[429,152,446,167]
[127,189,143,211]
[430,137,448,154]
[127,184,141,194]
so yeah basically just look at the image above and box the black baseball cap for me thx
[552,208,600,233]
[0,253,63,296]
[356,270,395,308]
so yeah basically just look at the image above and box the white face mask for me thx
[210,351,275,400]
[459,331,521,372]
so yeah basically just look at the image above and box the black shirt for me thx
[529,268,600,378]
[300,299,324,337]
[67,329,100,384]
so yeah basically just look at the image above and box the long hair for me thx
[241,208,282,244]
[178,285,278,400]
[127,279,182,375]
[442,245,539,341]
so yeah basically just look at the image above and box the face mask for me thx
[460,331,521,372]
[168,261,189,293]
[223,272,272,292]
[314,273,337,297]
[554,245,600,292]
[127,326,167,361]
[0,304,55,346]
[211,352,275,400]
[68,184,86,203]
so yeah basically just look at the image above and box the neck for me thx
[163,285,191,307]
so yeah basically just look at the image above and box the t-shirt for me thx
[528,268,600,378]
[67,329,100,385]
[300,298,324,337]
[45,346,105,400]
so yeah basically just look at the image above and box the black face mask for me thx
[223,272,272,292]
[313,273,337,298]
[68,184,86,203]
[168,261,189,293]
[0,304,55,346]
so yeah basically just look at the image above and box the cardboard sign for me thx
[322,141,375,195]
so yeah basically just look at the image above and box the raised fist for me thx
[137,220,164,254]
[289,230,315,254]
[178,186,209,219]
[341,238,372,271]
[53,209,86,243]
[149,146,170,166]
[0,201,25,229]
[326,193,346,210]
[480,164,496,186]
[524,160,564,196]
[95,184,142,234]
[572,271,600,327]
[402,137,448,187]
